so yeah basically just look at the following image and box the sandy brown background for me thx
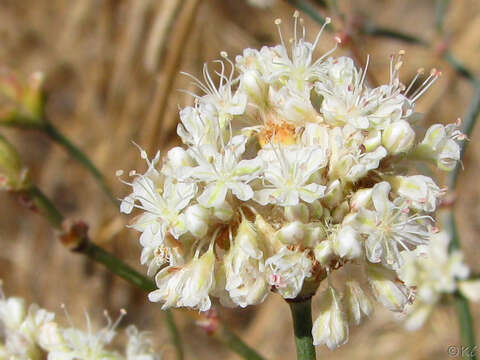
[0,0,479,359]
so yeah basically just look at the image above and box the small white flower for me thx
[120,151,196,245]
[254,145,326,206]
[265,247,313,299]
[191,136,262,207]
[125,325,161,360]
[149,243,216,311]
[184,204,211,238]
[354,182,430,269]
[266,14,335,90]
[182,60,247,128]
[414,123,463,171]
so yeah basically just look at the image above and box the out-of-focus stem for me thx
[164,310,185,360]
[435,0,451,33]
[288,298,316,360]
[214,324,265,360]
[28,185,64,230]
[285,0,332,30]
[42,122,118,205]
[444,213,477,360]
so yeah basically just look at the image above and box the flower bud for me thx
[332,201,349,224]
[0,135,30,191]
[382,120,415,154]
[284,203,309,223]
[332,225,362,260]
[0,70,45,127]
[304,224,326,248]
[314,240,335,266]
[185,204,210,238]
[276,221,305,245]
[312,286,349,349]
[363,129,381,152]
[240,70,267,103]
[414,123,461,171]
[350,188,372,211]
[344,280,373,325]
[309,200,324,219]
[213,201,234,222]
[324,180,343,208]
[167,147,194,168]
[367,263,409,312]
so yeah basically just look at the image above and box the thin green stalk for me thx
[454,289,478,360]
[360,23,428,45]
[288,299,316,360]
[28,185,64,229]
[80,242,156,291]
[444,212,477,360]
[164,310,185,360]
[435,0,451,33]
[285,0,332,30]
[20,185,264,360]
[215,324,265,360]
[43,122,118,205]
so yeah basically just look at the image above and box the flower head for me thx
[120,13,467,350]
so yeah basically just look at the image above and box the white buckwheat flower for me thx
[120,12,469,350]
[354,182,431,269]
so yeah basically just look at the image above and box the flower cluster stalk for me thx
[288,299,316,360]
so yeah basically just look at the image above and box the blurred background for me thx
[0,0,479,358]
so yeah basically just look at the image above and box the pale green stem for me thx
[288,299,316,360]
[214,324,265,360]
[435,0,451,33]
[42,121,118,205]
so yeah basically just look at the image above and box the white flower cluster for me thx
[0,285,161,360]
[398,231,480,330]
[120,13,465,349]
